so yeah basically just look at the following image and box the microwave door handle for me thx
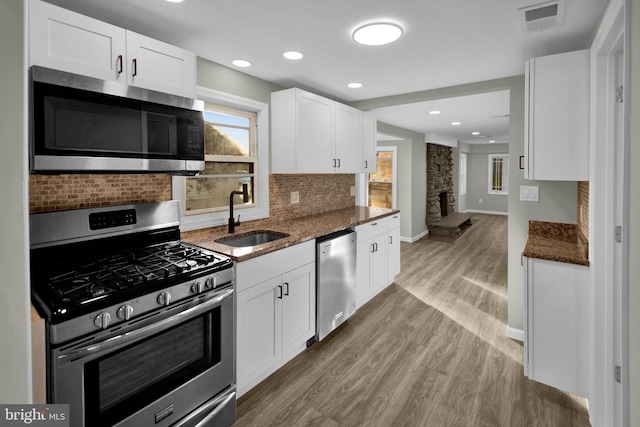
[141,111,149,154]
[56,288,233,363]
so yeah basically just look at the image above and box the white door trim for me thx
[589,0,628,425]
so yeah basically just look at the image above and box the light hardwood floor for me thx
[234,214,591,426]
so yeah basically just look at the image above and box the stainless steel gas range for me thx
[29,201,236,427]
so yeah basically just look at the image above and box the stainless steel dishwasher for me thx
[316,229,357,341]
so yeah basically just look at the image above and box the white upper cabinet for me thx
[524,49,590,181]
[271,88,366,174]
[29,0,196,99]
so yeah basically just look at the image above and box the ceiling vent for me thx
[517,0,565,34]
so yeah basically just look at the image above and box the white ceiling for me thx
[43,0,607,144]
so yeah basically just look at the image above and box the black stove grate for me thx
[47,242,221,305]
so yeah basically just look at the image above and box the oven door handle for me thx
[57,288,233,363]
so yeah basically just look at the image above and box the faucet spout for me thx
[228,183,249,233]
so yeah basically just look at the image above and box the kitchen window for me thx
[173,88,269,231]
[488,154,509,195]
[459,152,467,196]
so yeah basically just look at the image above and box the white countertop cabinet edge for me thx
[523,256,589,397]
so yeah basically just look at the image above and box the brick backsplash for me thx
[29,173,356,226]
[29,174,172,214]
[577,181,589,240]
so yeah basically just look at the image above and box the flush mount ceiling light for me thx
[352,22,403,46]
[347,82,363,89]
[283,51,303,60]
[232,59,252,68]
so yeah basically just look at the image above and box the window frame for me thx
[459,152,467,196]
[487,154,509,195]
[172,87,270,231]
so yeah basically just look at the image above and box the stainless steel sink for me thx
[215,231,288,247]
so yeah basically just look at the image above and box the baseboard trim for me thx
[506,325,524,342]
[463,209,508,216]
[401,229,429,243]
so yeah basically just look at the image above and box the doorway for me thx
[367,148,397,209]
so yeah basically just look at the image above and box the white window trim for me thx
[173,87,270,231]
[459,152,467,196]
[487,154,509,195]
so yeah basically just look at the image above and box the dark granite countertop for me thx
[523,220,589,266]
[183,206,400,262]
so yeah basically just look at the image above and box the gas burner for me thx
[45,241,224,305]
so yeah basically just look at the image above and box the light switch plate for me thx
[520,185,539,202]
[291,191,299,204]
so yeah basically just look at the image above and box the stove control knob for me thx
[94,312,112,329]
[205,276,217,289]
[191,281,204,294]
[157,292,172,306]
[117,304,134,320]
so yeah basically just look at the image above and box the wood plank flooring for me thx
[233,214,591,426]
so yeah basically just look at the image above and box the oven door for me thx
[50,287,234,427]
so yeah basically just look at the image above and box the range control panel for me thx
[89,209,137,230]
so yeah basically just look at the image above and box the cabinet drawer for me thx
[388,213,400,231]
[235,240,315,292]
[355,217,388,242]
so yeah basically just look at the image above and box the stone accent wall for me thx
[426,143,455,225]
[29,173,355,224]
[577,181,589,240]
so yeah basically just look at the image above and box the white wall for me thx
[460,143,509,214]
[376,122,427,241]
[0,0,31,403]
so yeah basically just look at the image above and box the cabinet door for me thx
[126,31,196,98]
[356,240,372,309]
[370,233,388,293]
[29,0,126,82]
[334,103,363,173]
[525,50,589,181]
[236,277,282,391]
[525,258,589,397]
[387,226,401,280]
[295,91,335,173]
[362,112,377,173]
[281,263,316,357]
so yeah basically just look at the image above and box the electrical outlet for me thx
[520,185,539,202]
[290,191,299,204]
[350,186,356,196]
[479,198,483,204]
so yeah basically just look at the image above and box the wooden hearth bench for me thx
[429,212,473,236]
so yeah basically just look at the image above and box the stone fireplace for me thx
[426,143,455,226]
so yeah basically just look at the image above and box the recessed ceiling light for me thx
[347,82,363,89]
[451,121,462,126]
[352,22,403,46]
[429,110,441,115]
[489,140,496,143]
[165,0,183,3]
[472,131,480,135]
[232,59,252,68]
[283,51,303,60]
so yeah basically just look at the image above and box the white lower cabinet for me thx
[355,214,401,309]
[523,256,589,397]
[236,241,315,397]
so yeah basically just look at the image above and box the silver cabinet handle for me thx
[337,158,341,168]
[371,243,375,253]
[132,58,138,76]
[117,55,123,74]
[284,282,290,296]
[364,160,368,168]
[389,236,393,244]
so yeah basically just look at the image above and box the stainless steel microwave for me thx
[30,66,205,175]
